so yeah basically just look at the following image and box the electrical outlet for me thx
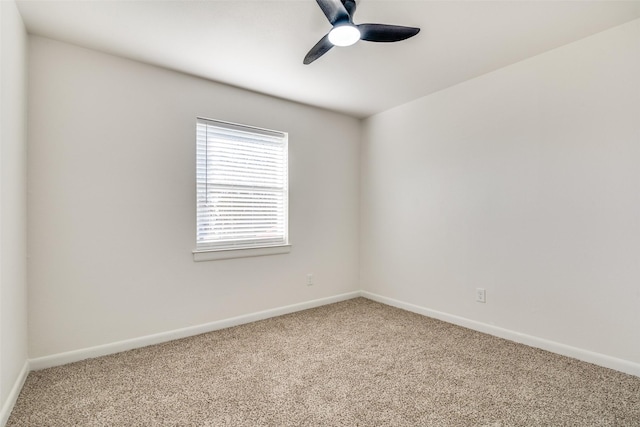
[476,288,486,303]
[306,273,314,286]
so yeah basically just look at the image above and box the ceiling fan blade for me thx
[315,0,350,25]
[358,23,420,43]
[343,0,357,18]
[303,34,334,65]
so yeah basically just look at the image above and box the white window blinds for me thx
[196,118,288,251]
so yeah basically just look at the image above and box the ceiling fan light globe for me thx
[328,25,360,47]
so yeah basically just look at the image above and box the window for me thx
[194,118,289,261]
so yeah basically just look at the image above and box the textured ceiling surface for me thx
[17,0,640,118]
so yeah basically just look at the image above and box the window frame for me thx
[193,117,290,261]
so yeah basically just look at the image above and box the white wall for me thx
[28,37,360,358]
[361,19,640,367]
[0,0,28,416]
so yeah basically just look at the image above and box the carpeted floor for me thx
[8,298,640,426]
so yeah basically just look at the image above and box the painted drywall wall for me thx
[361,19,640,365]
[28,37,360,358]
[0,0,28,413]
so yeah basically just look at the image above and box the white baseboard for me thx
[30,291,361,371]
[0,360,29,427]
[361,291,640,378]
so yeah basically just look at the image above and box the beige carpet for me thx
[8,298,640,426]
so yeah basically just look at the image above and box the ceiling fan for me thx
[304,0,420,65]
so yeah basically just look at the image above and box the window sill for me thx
[192,244,291,262]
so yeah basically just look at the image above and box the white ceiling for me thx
[16,0,640,118]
